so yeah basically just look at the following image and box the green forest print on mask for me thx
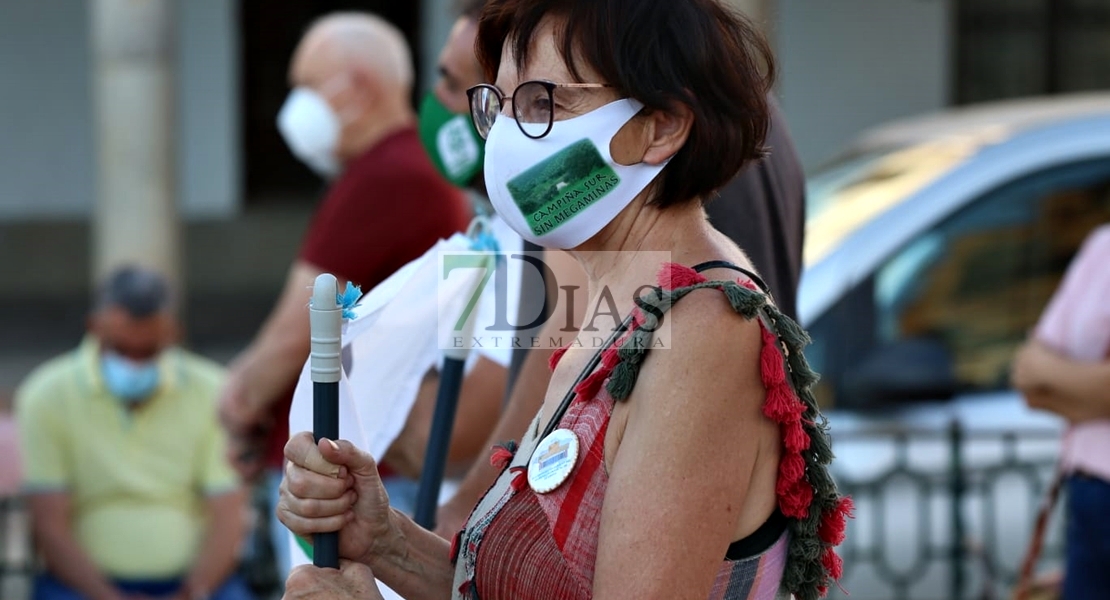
[483,99,670,249]
[507,139,620,237]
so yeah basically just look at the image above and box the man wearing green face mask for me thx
[373,0,529,517]
[418,2,489,192]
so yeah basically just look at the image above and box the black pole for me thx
[313,381,340,568]
[413,356,467,529]
[309,274,342,569]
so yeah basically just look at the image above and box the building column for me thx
[90,0,180,287]
[419,0,455,96]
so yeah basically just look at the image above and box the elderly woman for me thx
[277,0,850,599]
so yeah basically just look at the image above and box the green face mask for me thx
[418,92,486,188]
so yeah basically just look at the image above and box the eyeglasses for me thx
[466,80,613,140]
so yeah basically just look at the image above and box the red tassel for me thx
[819,496,855,545]
[763,385,803,423]
[778,478,813,519]
[818,511,847,546]
[837,495,856,519]
[510,466,528,492]
[549,345,569,371]
[574,370,607,402]
[822,548,844,580]
[660,263,706,290]
[779,451,806,484]
[600,346,621,370]
[458,580,472,597]
[759,328,787,386]
[784,419,811,452]
[489,446,514,470]
[449,529,462,563]
[739,278,759,291]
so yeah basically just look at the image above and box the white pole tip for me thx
[312,274,339,310]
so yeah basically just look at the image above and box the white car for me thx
[800,93,1110,599]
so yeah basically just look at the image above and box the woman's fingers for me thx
[286,431,347,478]
[276,496,353,535]
[283,487,357,518]
[284,460,351,500]
[319,437,380,478]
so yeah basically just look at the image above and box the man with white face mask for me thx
[216,11,473,583]
[16,265,252,600]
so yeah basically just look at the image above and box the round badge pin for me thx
[527,428,580,494]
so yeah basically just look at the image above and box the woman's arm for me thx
[1013,340,1110,422]
[593,289,778,599]
[368,510,455,599]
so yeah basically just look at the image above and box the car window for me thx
[808,157,1110,409]
[804,139,984,268]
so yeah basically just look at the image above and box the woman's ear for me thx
[610,104,694,166]
[641,103,693,166]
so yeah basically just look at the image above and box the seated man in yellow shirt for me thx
[15,266,253,600]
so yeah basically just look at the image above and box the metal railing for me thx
[828,421,1065,600]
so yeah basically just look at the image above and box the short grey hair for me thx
[94,265,174,318]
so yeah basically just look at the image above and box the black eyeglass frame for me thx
[466,80,613,140]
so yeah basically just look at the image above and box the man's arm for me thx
[1013,340,1110,422]
[28,493,124,600]
[180,489,249,600]
[382,356,508,479]
[219,261,339,477]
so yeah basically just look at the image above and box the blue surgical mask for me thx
[100,351,161,403]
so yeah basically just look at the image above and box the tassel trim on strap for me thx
[548,262,852,600]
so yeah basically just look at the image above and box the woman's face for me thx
[494,18,619,123]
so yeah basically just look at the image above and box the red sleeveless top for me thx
[449,263,849,600]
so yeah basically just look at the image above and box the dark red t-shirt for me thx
[265,126,473,468]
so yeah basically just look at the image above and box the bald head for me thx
[286,12,417,163]
[292,12,413,94]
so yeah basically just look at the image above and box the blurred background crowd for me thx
[3,0,1110,599]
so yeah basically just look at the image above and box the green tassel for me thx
[721,282,766,318]
[791,366,822,392]
[805,459,837,494]
[606,361,638,401]
[808,427,835,466]
[770,307,813,347]
[793,529,824,562]
[621,328,652,359]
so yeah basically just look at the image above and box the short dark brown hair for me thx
[475,0,774,207]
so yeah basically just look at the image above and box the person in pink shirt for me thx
[1012,224,1110,598]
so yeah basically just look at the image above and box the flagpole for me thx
[412,243,490,529]
[309,273,342,568]
[412,352,468,529]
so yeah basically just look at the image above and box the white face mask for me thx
[483,99,670,249]
[277,87,342,179]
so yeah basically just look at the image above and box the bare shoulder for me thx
[662,273,765,359]
[632,281,766,414]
